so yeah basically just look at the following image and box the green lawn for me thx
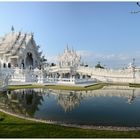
[8,82,132,91]
[8,83,107,91]
[129,83,140,87]
[0,111,140,138]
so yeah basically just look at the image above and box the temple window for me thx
[3,63,6,68]
[68,62,70,66]
[21,59,24,69]
[8,63,11,68]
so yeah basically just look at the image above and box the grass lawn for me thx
[8,83,107,91]
[8,82,132,91]
[129,83,140,87]
[0,111,140,138]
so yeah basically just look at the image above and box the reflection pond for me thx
[1,86,140,127]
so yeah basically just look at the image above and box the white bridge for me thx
[0,65,140,85]
[46,65,140,84]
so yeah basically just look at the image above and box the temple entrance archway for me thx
[26,52,33,68]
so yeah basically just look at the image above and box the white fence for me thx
[1,66,140,84]
[0,73,8,91]
[43,77,96,84]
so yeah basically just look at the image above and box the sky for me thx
[0,2,140,68]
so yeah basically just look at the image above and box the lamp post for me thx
[132,58,136,83]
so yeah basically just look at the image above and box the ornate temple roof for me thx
[0,31,40,57]
[58,46,81,67]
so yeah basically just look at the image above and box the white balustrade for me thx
[1,65,140,85]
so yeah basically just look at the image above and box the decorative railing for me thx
[77,66,134,78]
[43,77,96,84]
[1,66,140,84]
[0,72,8,91]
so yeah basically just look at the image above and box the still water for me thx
[1,86,140,127]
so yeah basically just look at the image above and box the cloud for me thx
[46,55,58,63]
[77,50,94,57]
[76,50,140,68]
[77,50,130,60]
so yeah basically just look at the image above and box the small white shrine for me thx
[58,46,81,68]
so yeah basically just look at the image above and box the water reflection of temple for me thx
[49,87,140,111]
[0,86,140,115]
[0,89,44,117]
[127,89,135,104]
[57,92,83,112]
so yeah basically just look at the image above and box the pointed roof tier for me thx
[58,45,81,67]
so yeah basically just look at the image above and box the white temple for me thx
[0,31,42,69]
[0,28,140,89]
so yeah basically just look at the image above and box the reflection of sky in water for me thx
[1,87,140,126]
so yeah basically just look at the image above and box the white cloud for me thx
[46,55,58,63]
[77,50,94,57]
[77,50,129,60]
[76,50,140,68]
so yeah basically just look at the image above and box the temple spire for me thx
[132,58,135,66]
[11,26,14,33]
[67,44,69,50]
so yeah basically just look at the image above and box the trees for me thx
[131,2,140,14]
[50,63,56,66]
[95,62,104,69]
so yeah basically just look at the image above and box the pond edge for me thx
[0,108,140,132]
